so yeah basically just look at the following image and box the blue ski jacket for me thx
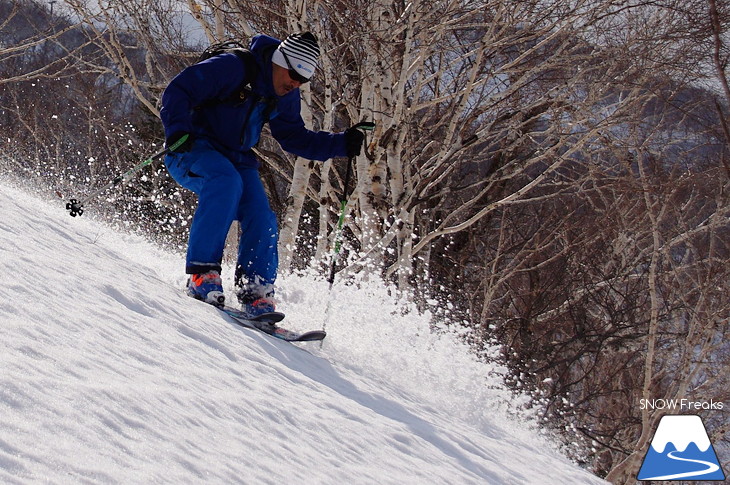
[160,34,347,168]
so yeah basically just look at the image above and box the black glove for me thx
[344,126,365,158]
[166,132,194,153]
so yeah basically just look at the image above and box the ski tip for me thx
[294,330,326,342]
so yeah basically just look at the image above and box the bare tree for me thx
[0,0,89,84]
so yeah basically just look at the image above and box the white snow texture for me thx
[0,182,606,484]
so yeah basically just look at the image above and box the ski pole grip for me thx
[352,121,375,132]
[166,133,190,153]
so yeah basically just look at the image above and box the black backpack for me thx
[197,40,254,65]
[194,40,278,142]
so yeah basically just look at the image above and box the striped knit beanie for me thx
[272,32,320,80]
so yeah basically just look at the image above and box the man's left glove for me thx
[344,126,366,158]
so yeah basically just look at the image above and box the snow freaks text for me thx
[639,399,724,411]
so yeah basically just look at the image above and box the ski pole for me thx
[65,134,189,217]
[326,122,374,286]
[326,154,354,286]
[321,122,374,346]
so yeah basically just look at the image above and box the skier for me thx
[160,32,365,317]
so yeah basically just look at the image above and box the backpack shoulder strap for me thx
[220,48,259,105]
[228,48,259,86]
[229,48,258,85]
[224,47,278,118]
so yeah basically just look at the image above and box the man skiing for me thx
[160,32,364,317]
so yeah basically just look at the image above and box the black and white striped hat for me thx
[272,32,320,80]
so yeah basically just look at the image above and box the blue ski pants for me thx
[164,139,278,289]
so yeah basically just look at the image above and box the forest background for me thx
[1,0,728,482]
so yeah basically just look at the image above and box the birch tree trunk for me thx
[278,1,322,272]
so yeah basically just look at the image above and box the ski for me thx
[217,306,326,342]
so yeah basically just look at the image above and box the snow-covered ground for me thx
[0,181,606,484]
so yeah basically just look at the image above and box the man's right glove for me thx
[344,126,365,158]
[166,132,194,153]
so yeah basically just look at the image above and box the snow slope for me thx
[0,181,606,484]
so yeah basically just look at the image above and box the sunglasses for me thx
[281,50,311,84]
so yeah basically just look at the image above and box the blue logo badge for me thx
[638,415,725,481]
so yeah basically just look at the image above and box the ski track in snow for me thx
[0,182,607,484]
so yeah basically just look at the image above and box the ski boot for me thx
[241,297,277,319]
[187,270,225,307]
[236,282,278,319]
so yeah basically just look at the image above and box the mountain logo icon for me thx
[638,415,725,481]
